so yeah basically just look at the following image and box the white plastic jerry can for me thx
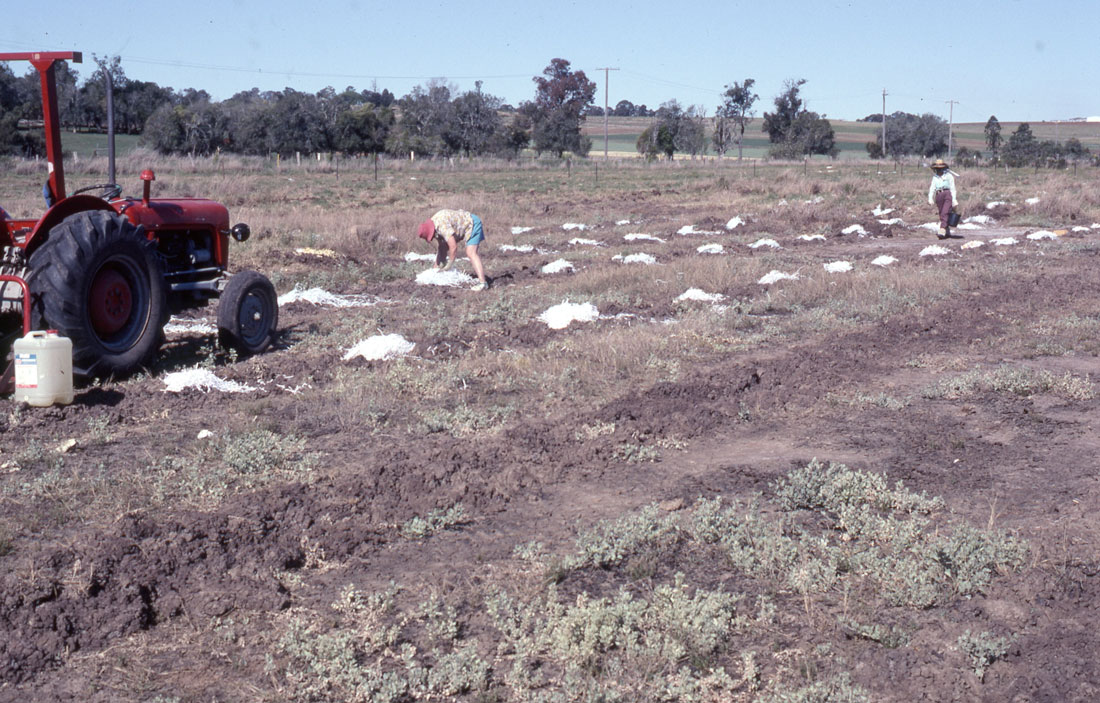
[13,330,74,406]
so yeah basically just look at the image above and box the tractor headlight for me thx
[231,223,251,242]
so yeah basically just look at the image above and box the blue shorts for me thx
[467,214,485,246]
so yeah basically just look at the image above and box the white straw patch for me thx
[568,237,602,246]
[798,234,826,242]
[511,226,534,235]
[956,223,982,230]
[538,301,599,329]
[986,201,1007,209]
[416,268,476,286]
[676,224,721,235]
[964,215,994,225]
[1026,231,1057,240]
[961,241,984,249]
[164,368,256,393]
[842,224,868,236]
[616,219,631,225]
[615,253,657,265]
[823,261,853,273]
[499,244,535,252]
[991,238,1017,246]
[918,223,942,232]
[624,233,666,243]
[871,255,897,266]
[749,238,780,249]
[562,223,587,231]
[404,252,436,262]
[919,245,951,257]
[541,258,575,274]
[163,317,218,336]
[278,286,381,308]
[696,243,725,254]
[726,216,745,229]
[295,247,340,258]
[758,270,799,285]
[1072,226,1090,233]
[1025,197,1041,205]
[343,334,415,361]
[878,218,904,226]
[872,206,895,216]
[676,288,726,303]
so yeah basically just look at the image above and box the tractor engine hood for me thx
[119,198,231,233]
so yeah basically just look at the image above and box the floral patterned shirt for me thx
[430,209,474,243]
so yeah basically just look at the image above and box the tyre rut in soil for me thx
[27,210,167,375]
[217,270,278,355]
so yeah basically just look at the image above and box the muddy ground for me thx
[2,170,1100,701]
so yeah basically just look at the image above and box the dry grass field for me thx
[2,152,1100,701]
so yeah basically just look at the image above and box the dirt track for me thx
[2,195,1100,700]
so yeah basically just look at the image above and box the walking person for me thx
[417,209,489,291]
[927,158,959,239]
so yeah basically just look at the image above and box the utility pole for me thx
[596,67,619,160]
[946,99,958,159]
[881,88,887,158]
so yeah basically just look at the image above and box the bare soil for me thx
[2,180,1100,701]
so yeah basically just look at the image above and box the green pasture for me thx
[59,131,143,159]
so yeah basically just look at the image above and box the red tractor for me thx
[0,51,277,384]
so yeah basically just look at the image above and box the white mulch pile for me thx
[1025,197,1041,205]
[878,218,904,226]
[568,237,602,246]
[991,238,1018,246]
[871,255,897,267]
[676,225,720,235]
[343,334,415,361]
[541,259,575,274]
[872,206,895,217]
[511,226,534,235]
[758,270,799,285]
[964,215,994,225]
[749,238,780,249]
[986,201,1007,209]
[1026,231,1058,240]
[961,241,984,249]
[624,233,665,243]
[956,223,983,230]
[538,301,599,329]
[696,243,725,254]
[1072,226,1091,233]
[164,368,256,394]
[562,223,587,231]
[919,245,951,257]
[278,286,381,307]
[842,224,868,236]
[615,253,657,265]
[918,223,942,232]
[676,288,726,303]
[415,269,476,287]
[404,252,436,262]
[616,219,631,225]
[726,216,745,229]
[1092,223,1100,229]
[823,261,853,273]
[499,244,535,252]
[798,234,826,242]
[163,317,218,336]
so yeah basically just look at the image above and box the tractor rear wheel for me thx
[28,210,167,376]
[217,270,278,355]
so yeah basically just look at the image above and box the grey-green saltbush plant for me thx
[565,503,680,570]
[956,629,1013,681]
[400,503,469,539]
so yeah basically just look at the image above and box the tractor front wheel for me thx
[28,210,167,376]
[217,270,278,355]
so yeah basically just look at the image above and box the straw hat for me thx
[930,158,949,170]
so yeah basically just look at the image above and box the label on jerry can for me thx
[15,352,38,389]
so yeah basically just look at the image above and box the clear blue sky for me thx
[5,0,1097,123]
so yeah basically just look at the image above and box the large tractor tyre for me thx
[217,270,278,355]
[27,210,167,376]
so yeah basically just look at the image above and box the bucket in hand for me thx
[947,211,961,227]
